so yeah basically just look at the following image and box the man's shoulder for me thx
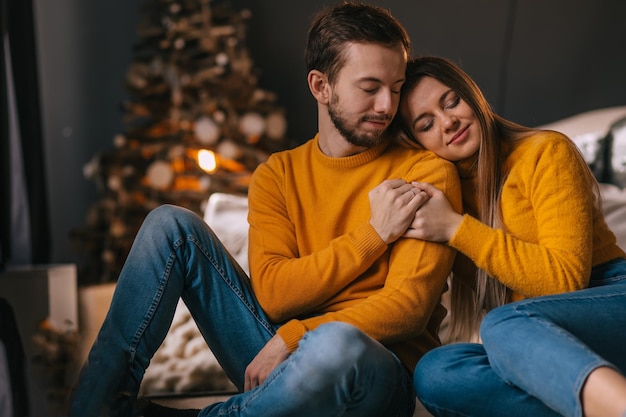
[263,137,316,165]
[251,137,317,187]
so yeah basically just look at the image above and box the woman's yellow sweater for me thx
[449,131,626,300]
[247,135,461,370]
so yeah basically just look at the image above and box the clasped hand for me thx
[404,182,463,243]
[369,179,462,244]
[368,179,430,244]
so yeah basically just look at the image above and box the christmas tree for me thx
[73,0,291,285]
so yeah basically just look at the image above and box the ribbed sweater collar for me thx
[312,134,390,170]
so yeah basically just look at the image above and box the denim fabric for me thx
[69,205,414,417]
[199,321,415,417]
[414,258,626,417]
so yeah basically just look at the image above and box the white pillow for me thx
[203,192,250,274]
[599,183,626,251]
[538,106,626,164]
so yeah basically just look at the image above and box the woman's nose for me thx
[442,113,459,130]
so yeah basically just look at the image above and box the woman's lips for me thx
[448,125,469,145]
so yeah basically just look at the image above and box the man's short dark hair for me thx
[305,2,411,83]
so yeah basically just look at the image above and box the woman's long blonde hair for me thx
[394,56,536,341]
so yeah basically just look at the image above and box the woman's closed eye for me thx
[444,95,460,109]
[417,119,434,132]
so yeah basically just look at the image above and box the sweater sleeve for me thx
[449,133,595,297]
[276,157,461,352]
[247,157,389,323]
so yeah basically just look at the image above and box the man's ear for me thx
[308,70,331,105]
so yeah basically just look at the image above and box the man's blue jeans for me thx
[414,258,626,417]
[69,205,415,417]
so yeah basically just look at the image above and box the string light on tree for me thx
[72,0,292,285]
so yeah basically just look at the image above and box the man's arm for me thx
[247,158,395,322]
[267,153,461,352]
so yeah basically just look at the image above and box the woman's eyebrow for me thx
[410,89,454,128]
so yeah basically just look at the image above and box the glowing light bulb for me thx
[198,149,217,173]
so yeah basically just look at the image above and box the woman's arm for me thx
[407,133,597,297]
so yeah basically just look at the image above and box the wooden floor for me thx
[150,393,433,417]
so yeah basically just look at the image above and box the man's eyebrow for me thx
[356,76,406,84]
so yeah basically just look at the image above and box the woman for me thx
[394,56,626,417]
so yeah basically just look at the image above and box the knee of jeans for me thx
[142,205,204,237]
[414,344,486,409]
[479,303,520,345]
[414,347,454,404]
[144,204,189,225]
[305,322,371,369]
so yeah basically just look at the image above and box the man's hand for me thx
[369,179,430,244]
[244,334,290,391]
[404,182,463,242]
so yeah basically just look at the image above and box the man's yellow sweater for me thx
[247,135,461,371]
[450,131,626,300]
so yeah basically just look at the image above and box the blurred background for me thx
[3,1,626,414]
[3,0,626,273]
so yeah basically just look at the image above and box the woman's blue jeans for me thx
[69,205,415,417]
[414,258,626,417]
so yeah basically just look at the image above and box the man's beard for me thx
[328,94,391,148]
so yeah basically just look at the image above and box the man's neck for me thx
[317,115,368,157]
[318,135,368,158]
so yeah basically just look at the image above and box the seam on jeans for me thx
[127,236,183,362]
[570,360,615,417]
[510,301,616,417]
[188,234,275,335]
[417,398,472,417]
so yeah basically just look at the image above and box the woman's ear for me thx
[308,70,330,105]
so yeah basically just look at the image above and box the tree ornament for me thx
[194,116,221,145]
[146,160,174,190]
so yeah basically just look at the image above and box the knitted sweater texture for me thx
[450,131,626,300]
[247,135,461,370]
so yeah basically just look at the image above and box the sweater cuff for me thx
[276,319,308,353]
[353,223,388,259]
[449,214,480,250]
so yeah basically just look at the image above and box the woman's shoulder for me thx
[506,130,592,184]
[511,129,579,160]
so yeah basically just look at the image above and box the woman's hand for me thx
[404,182,463,242]
[369,179,430,244]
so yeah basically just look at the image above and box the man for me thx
[69,3,461,416]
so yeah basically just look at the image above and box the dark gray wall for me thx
[34,0,626,264]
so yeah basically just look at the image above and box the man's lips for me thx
[363,117,391,129]
[448,125,469,145]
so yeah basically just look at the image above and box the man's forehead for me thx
[339,43,406,82]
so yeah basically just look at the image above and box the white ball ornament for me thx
[215,52,229,67]
[238,112,266,138]
[266,112,287,140]
[213,111,226,124]
[194,116,220,145]
[146,160,174,190]
[216,139,242,160]
[107,174,122,191]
